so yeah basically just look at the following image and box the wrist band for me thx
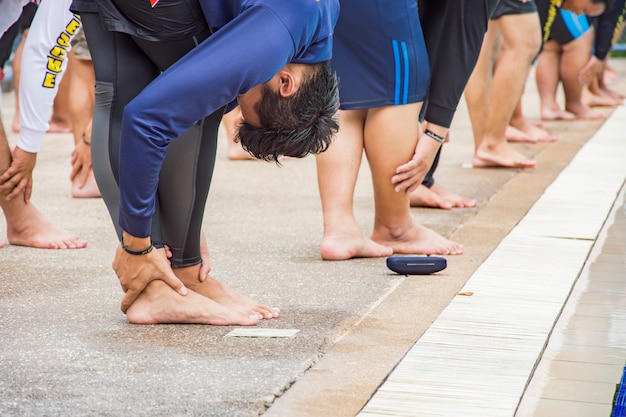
[424,129,445,143]
[82,133,91,146]
[121,240,153,256]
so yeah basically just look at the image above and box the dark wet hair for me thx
[236,60,339,162]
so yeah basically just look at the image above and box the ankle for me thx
[173,264,202,286]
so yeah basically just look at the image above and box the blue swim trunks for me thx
[331,0,430,110]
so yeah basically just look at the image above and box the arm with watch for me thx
[114,232,188,314]
[391,122,446,194]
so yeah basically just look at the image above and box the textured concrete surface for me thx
[0,60,624,417]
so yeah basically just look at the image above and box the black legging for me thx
[417,0,498,188]
[81,12,223,268]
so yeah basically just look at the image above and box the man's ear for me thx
[276,68,297,98]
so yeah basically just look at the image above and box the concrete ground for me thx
[0,59,625,417]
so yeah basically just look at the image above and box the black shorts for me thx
[547,8,590,44]
[72,0,209,41]
[491,0,538,20]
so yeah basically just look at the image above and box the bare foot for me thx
[181,272,280,320]
[320,221,393,260]
[372,223,463,255]
[505,125,532,142]
[582,89,622,108]
[6,201,87,249]
[409,185,452,209]
[600,85,625,100]
[409,184,476,209]
[71,169,101,198]
[508,122,557,143]
[429,183,476,208]
[125,280,260,325]
[472,142,537,169]
[541,108,576,121]
[566,104,606,120]
[0,241,4,248]
[603,65,617,83]
[47,121,72,133]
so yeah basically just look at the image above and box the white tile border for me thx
[357,107,626,417]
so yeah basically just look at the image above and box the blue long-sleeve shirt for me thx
[118,0,338,238]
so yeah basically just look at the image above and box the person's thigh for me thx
[497,12,542,54]
[81,11,160,241]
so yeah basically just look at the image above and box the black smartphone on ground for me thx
[386,256,447,275]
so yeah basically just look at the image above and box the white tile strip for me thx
[358,107,626,417]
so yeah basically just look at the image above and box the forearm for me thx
[17,0,77,152]
[594,0,626,60]
[422,0,498,128]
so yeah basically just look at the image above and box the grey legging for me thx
[81,11,223,268]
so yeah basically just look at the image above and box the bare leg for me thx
[316,109,393,260]
[125,280,260,325]
[465,20,500,149]
[561,29,605,120]
[47,60,73,133]
[68,52,99,198]
[536,41,576,121]
[10,29,27,133]
[471,14,538,168]
[0,120,87,248]
[224,107,255,161]
[508,97,557,142]
[364,104,463,255]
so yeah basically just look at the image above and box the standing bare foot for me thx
[71,169,101,198]
[372,223,463,255]
[508,121,557,143]
[409,185,453,209]
[320,220,393,260]
[582,88,622,108]
[177,265,280,320]
[125,280,260,325]
[505,125,532,142]
[541,108,576,121]
[410,184,476,209]
[199,276,280,319]
[565,104,606,120]
[472,142,537,169]
[5,201,87,249]
[46,122,73,133]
